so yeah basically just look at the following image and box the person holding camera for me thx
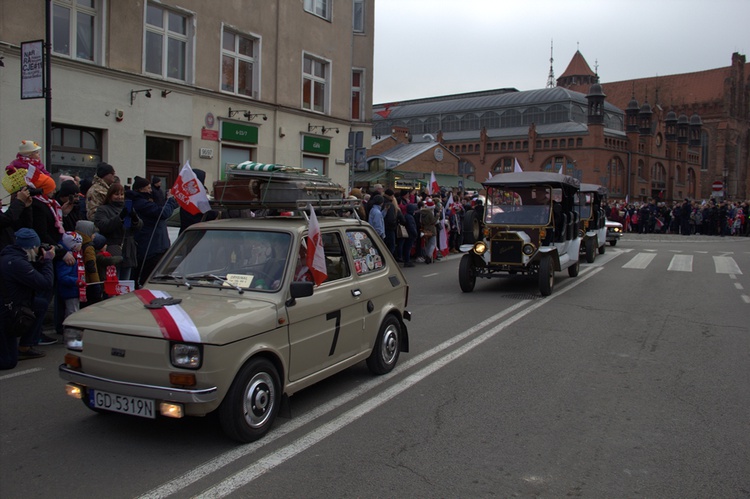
[94,183,143,281]
[1,186,33,252]
[0,228,55,368]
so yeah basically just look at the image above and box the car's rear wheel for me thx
[458,254,476,292]
[585,238,596,263]
[219,357,280,443]
[366,315,401,375]
[567,256,580,277]
[539,255,554,296]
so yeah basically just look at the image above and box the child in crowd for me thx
[56,231,85,319]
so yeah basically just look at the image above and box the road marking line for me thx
[713,256,742,274]
[0,368,43,381]
[735,283,743,290]
[623,252,657,269]
[422,272,439,277]
[194,268,604,498]
[742,295,750,304]
[667,254,693,272]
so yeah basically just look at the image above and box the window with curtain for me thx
[304,0,331,20]
[145,3,192,81]
[303,54,329,113]
[353,0,365,32]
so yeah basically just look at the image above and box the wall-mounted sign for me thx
[205,112,215,129]
[201,128,219,141]
[221,122,258,144]
[302,135,330,155]
[199,148,214,159]
[21,40,44,99]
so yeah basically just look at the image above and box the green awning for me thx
[352,170,390,183]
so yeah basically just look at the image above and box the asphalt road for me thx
[1,233,749,498]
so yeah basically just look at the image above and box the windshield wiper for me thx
[185,273,244,294]
[151,273,192,289]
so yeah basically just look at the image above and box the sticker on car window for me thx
[226,273,254,288]
[346,230,384,275]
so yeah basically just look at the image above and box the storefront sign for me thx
[221,122,258,144]
[302,135,330,155]
[201,128,219,141]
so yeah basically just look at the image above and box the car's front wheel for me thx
[568,256,580,277]
[366,315,401,375]
[219,357,280,443]
[609,239,618,246]
[585,238,596,263]
[458,254,476,292]
[539,255,554,296]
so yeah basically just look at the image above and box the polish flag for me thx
[514,158,523,173]
[24,164,43,187]
[445,192,455,212]
[428,171,439,196]
[487,171,493,181]
[171,161,211,215]
[306,204,327,286]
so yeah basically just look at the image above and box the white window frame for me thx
[302,53,330,114]
[351,69,364,121]
[353,0,365,33]
[220,25,261,99]
[144,3,194,82]
[304,0,331,21]
[52,0,104,63]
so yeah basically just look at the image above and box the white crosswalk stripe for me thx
[668,255,693,272]
[713,256,743,274]
[620,252,744,274]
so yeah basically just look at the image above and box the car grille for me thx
[491,240,522,264]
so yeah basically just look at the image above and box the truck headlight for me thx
[522,243,535,255]
[170,343,202,369]
[64,327,84,351]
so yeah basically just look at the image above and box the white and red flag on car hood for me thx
[171,161,211,215]
[306,203,327,286]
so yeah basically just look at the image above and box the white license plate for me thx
[90,390,156,419]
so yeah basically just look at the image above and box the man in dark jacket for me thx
[0,228,55,368]
[0,186,33,251]
[150,176,166,207]
[126,176,178,286]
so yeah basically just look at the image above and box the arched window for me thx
[546,104,568,123]
[606,157,625,194]
[637,159,645,179]
[423,117,440,134]
[407,118,424,135]
[541,155,573,174]
[458,160,474,175]
[701,130,709,170]
[500,109,522,127]
[442,115,460,132]
[468,144,474,153]
[494,157,515,173]
[480,111,500,129]
[523,106,544,126]
[460,113,479,131]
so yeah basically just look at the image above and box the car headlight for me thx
[64,327,84,351]
[578,229,585,238]
[613,227,621,233]
[473,241,487,255]
[522,243,535,255]
[170,343,202,369]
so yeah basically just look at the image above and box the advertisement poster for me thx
[21,40,44,99]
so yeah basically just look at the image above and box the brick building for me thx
[559,51,749,201]
[372,71,703,203]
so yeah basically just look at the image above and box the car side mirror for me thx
[286,281,314,306]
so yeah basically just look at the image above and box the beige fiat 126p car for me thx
[59,196,411,443]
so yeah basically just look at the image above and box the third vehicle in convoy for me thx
[576,183,607,263]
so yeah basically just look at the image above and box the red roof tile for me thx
[558,50,596,79]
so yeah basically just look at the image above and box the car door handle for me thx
[351,289,361,297]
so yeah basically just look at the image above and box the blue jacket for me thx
[368,205,385,239]
[55,258,81,300]
[125,190,178,260]
[0,245,54,308]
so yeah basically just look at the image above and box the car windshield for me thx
[484,186,553,225]
[574,192,593,219]
[153,229,292,291]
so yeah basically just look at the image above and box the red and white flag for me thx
[428,171,439,196]
[24,164,43,187]
[513,158,523,173]
[306,204,327,286]
[445,192,455,212]
[171,161,211,215]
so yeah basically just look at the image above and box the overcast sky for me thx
[373,0,750,104]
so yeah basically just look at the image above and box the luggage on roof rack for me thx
[212,161,346,210]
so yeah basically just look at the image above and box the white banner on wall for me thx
[21,40,44,99]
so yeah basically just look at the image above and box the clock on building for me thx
[434,147,444,161]
[655,133,663,147]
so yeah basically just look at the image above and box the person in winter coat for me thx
[150,176,166,207]
[368,195,386,239]
[419,199,438,264]
[56,231,85,319]
[86,162,117,221]
[74,220,103,305]
[401,203,419,267]
[5,139,51,177]
[0,186,33,252]
[94,183,143,281]
[0,228,55,367]
[127,176,178,286]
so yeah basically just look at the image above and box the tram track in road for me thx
[141,263,607,498]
